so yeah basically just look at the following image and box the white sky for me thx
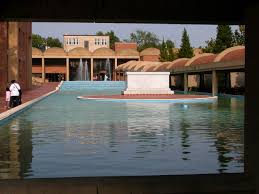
[33,22,239,48]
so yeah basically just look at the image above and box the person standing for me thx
[5,87,11,110]
[9,80,21,108]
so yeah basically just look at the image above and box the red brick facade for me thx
[0,22,8,93]
[18,22,32,90]
[115,42,137,51]
[0,22,32,94]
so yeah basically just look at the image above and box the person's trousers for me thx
[10,96,20,108]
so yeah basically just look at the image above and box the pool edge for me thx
[0,86,61,126]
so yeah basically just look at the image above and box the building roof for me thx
[214,46,245,62]
[32,47,43,56]
[44,47,67,56]
[68,47,92,56]
[140,48,160,56]
[115,46,245,73]
[137,61,161,72]
[153,62,173,72]
[185,53,217,66]
[92,47,115,56]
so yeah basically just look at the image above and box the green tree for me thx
[96,31,104,36]
[106,31,120,49]
[214,25,233,53]
[46,37,62,48]
[32,34,45,50]
[32,34,62,50]
[166,40,176,61]
[130,30,160,51]
[233,25,245,46]
[160,39,167,62]
[202,38,216,53]
[96,30,120,49]
[160,39,176,61]
[178,28,194,58]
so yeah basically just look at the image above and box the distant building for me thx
[140,48,160,61]
[63,35,109,52]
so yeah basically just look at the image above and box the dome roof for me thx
[140,61,161,72]
[214,46,245,62]
[153,62,172,72]
[185,53,216,66]
[92,47,115,56]
[44,47,67,56]
[140,48,160,56]
[32,47,43,56]
[68,47,92,56]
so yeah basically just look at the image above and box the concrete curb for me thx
[0,83,62,126]
[77,96,218,103]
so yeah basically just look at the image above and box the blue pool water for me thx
[0,89,244,179]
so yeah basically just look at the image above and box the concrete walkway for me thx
[0,82,59,113]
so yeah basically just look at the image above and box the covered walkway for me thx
[116,46,245,96]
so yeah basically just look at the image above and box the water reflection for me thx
[0,94,244,178]
[0,118,32,179]
[206,97,244,172]
[126,103,170,136]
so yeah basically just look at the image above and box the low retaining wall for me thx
[0,83,62,125]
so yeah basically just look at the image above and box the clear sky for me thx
[32,22,238,48]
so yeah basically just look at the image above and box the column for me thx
[184,73,188,94]
[42,57,45,83]
[212,70,218,96]
[199,73,204,92]
[245,3,259,180]
[114,58,118,81]
[226,72,231,92]
[66,58,69,81]
[90,58,94,81]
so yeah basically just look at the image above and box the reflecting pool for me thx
[0,89,244,179]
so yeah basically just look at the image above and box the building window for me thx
[95,38,98,45]
[69,39,71,45]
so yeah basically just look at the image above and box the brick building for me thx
[140,48,161,61]
[63,35,109,52]
[114,42,137,51]
[0,22,32,93]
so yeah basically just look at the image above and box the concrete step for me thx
[60,81,126,91]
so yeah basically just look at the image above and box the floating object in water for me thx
[183,104,189,109]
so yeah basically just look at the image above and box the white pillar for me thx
[90,58,94,81]
[114,58,118,81]
[42,57,45,83]
[66,58,69,81]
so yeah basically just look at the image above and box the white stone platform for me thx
[122,72,174,95]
